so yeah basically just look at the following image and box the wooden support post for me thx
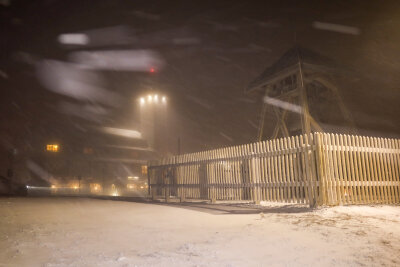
[257,103,267,141]
[298,63,311,136]
[302,134,316,208]
[165,185,170,203]
[251,156,260,204]
[180,190,185,203]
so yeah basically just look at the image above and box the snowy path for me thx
[0,197,399,266]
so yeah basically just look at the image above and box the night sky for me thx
[1,0,400,183]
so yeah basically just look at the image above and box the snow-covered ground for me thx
[0,197,399,267]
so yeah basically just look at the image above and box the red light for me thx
[150,68,155,73]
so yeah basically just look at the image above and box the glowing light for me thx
[58,33,89,45]
[140,97,145,105]
[313,21,360,35]
[68,50,165,71]
[142,165,148,174]
[154,94,158,102]
[102,127,142,139]
[140,186,144,189]
[150,67,155,73]
[148,95,152,102]
[46,144,59,152]
[263,96,302,114]
[162,96,166,103]
[73,185,78,189]
[112,191,119,197]
[51,185,56,189]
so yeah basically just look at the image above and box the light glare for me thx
[102,127,142,139]
[58,33,89,45]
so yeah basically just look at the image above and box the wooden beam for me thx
[305,74,357,133]
[257,103,268,141]
[298,63,311,136]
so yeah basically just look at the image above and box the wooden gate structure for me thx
[245,46,356,141]
[148,133,400,207]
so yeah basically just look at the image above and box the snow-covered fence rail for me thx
[148,133,400,207]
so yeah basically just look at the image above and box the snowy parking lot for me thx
[0,197,399,266]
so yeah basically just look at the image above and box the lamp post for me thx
[138,93,167,154]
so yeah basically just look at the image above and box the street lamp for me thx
[138,93,168,153]
[139,94,167,105]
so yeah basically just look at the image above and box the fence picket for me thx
[354,136,366,203]
[393,139,400,203]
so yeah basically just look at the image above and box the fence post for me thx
[180,190,185,202]
[152,186,157,201]
[315,133,327,206]
[303,134,316,208]
[248,143,258,204]
[148,164,158,201]
[165,186,170,202]
[147,164,151,196]
[250,156,260,204]
[164,168,170,203]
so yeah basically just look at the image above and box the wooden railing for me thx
[148,133,400,207]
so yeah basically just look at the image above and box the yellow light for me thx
[162,96,166,103]
[148,95,152,102]
[73,186,78,189]
[154,94,159,102]
[140,97,145,105]
[140,186,144,189]
[46,144,59,152]
[51,185,56,188]
[142,165,148,174]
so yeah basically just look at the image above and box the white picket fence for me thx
[148,133,400,207]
